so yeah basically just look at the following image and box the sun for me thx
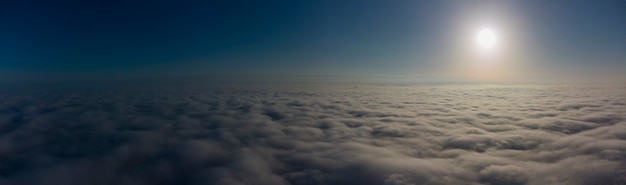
[476,28,496,49]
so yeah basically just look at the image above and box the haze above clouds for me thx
[0,84,624,185]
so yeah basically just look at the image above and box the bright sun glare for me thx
[476,28,496,49]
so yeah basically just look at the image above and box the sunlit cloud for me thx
[0,84,624,184]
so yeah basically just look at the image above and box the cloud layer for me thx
[0,84,625,185]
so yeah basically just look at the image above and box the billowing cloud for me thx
[0,85,624,185]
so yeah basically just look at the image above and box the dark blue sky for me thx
[1,0,625,81]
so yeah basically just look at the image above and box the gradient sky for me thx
[1,0,625,82]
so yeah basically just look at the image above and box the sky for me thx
[1,0,625,82]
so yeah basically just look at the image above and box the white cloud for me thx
[0,85,624,185]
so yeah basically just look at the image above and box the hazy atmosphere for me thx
[0,1,625,185]
[2,0,625,82]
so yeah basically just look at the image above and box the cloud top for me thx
[0,85,624,185]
